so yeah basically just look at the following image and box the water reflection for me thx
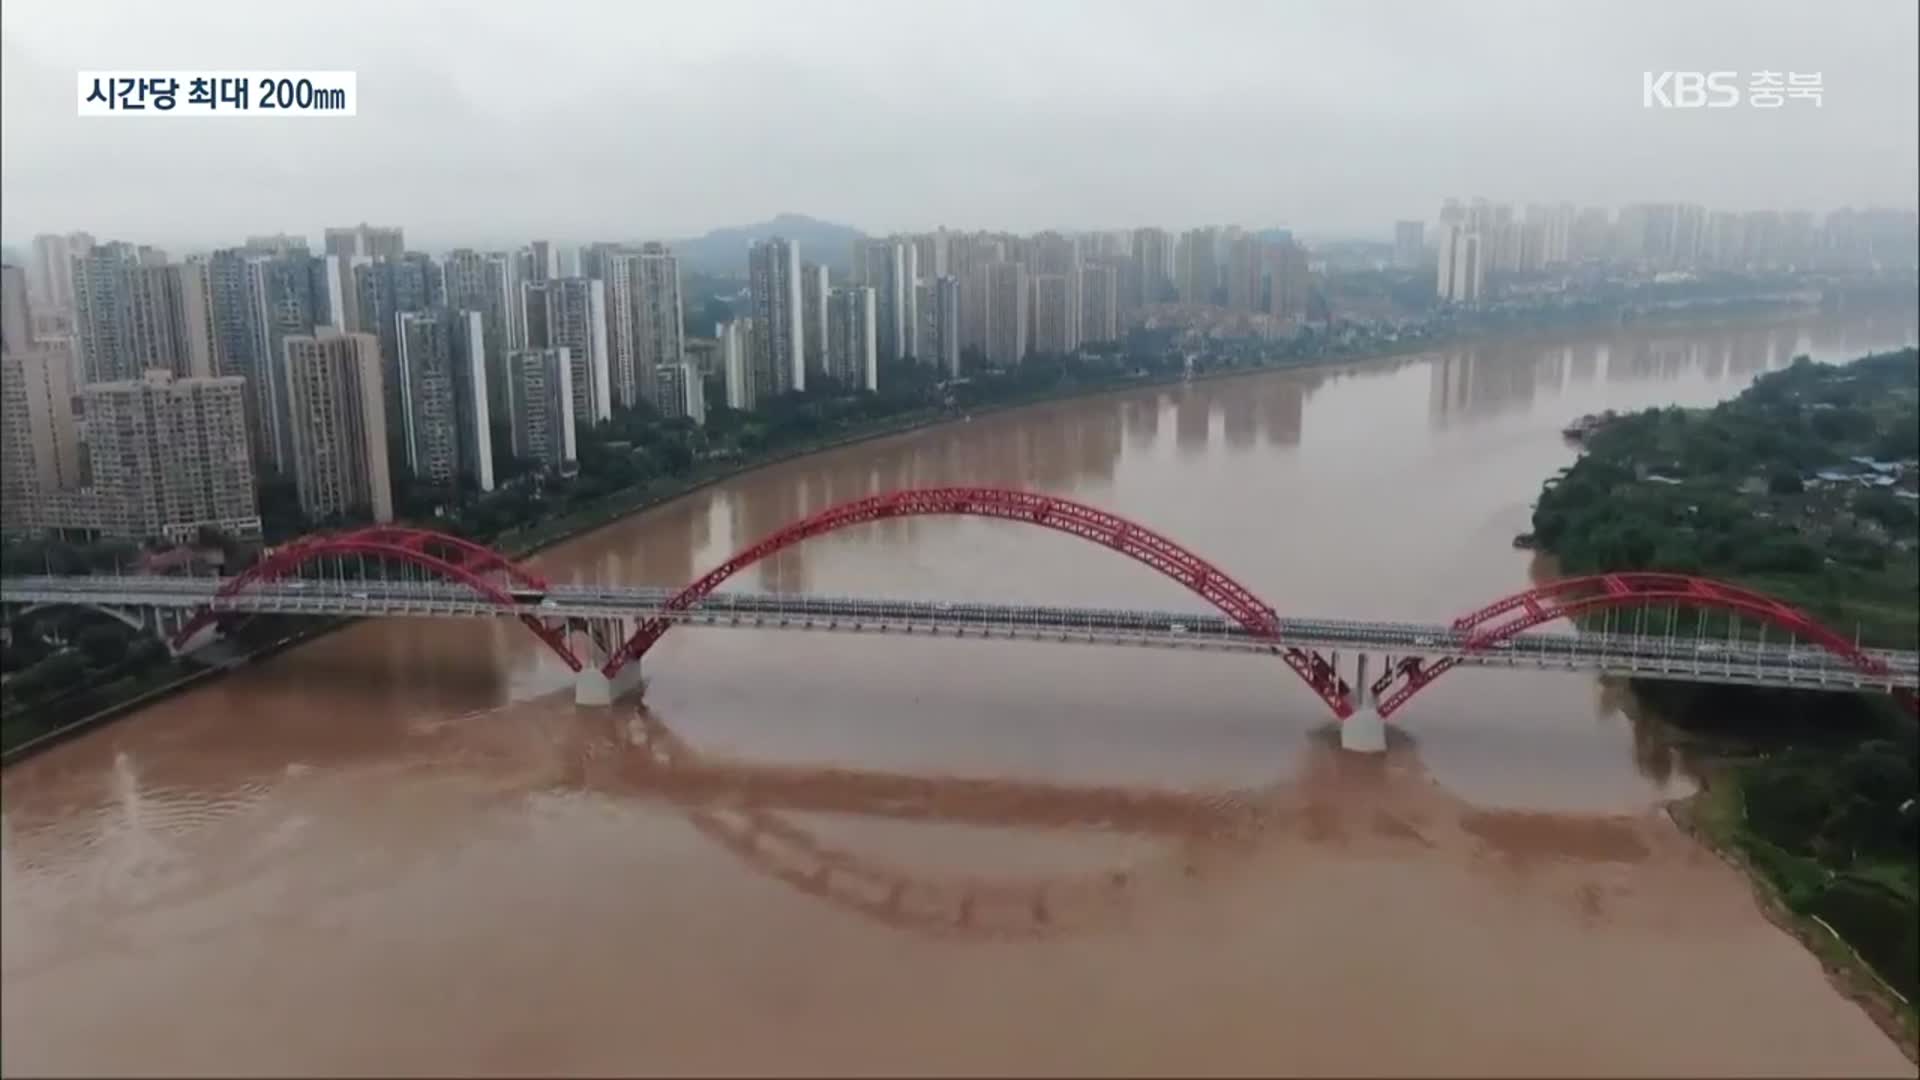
[6,697,1684,962]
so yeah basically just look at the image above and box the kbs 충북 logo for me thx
[1642,71,1823,109]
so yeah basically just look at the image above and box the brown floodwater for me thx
[4,310,1917,1076]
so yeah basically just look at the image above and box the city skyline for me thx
[3,195,1912,543]
[3,0,1917,249]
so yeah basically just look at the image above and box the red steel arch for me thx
[170,526,581,670]
[604,487,1353,715]
[1369,572,1894,718]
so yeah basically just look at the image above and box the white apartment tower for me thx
[801,261,830,378]
[827,287,878,392]
[984,262,1028,365]
[507,346,577,470]
[932,275,962,376]
[1078,263,1118,346]
[864,239,917,363]
[720,318,756,411]
[524,277,611,429]
[1029,274,1080,356]
[394,310,465,488]
[654,362,706,426]
[604,243,686,413]
[1435,225,1485,304]
[748,238,804,395]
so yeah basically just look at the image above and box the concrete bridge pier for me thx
[166,613,222,658]
[573,616,645,707]
[1340,652,1388,753]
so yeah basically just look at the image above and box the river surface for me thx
[4,310,1917,1076]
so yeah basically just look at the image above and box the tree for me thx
[8,652,90,700]
[78,624,129,667]
[1768,469,1804,495]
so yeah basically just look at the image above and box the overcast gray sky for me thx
[3,0,1916,250]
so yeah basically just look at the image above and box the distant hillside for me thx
[674,213,865,277]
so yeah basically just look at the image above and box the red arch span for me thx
[603,486,1354,716]
[170,526,581,671]
[1369,572,1900,718]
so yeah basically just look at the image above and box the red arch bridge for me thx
[3,488,1914,752]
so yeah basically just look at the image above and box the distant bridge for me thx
[3,487,1913,751]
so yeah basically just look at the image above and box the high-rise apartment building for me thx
[245,234,310,257]
[524,277,611,428]
[452,311,493,492]
[1029,274,1080,357]
[654,362,706,426]
[801,262,830,378]
[720,318,756,411]
[1523,204,1574,267]
[321,253,365,333]
[749,238,804,396]
[0,345,84,534]
[81,369,260,540]
[1,264,31,355]
[350,254,442,435]
[324,224,405,261]
[827,287,878,392]
[1224,233,1263,313]
[862,238,917,363]
[29,233,84,316]
[1435,226,1484,304]
[914,281,936,369]
[71,242,186,384]
[1175,228,1218,305]
[1028,232,1078,277]
[171,259,218,378]
[1570,207,1611,262]
[284,330,393,524]
[1090,255,1140,329]
[507,347,576,470]
[912,232,947,283]
[847,238,870,287]
[984,262,1029,365]
[1132,227,1173,305]
[931,275,961,377]
[441,249,523,420]
[387,308,492,492]
[603,244,684,412]
[395,310,465,488]
[1078,263,1118,346]
[1394,221,1426,269]
[235,252,329,472]
[1265,239,1312,320]
[522,240,559,285]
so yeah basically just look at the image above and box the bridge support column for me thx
[1340,653,1387,754]
[573,616,645,707]
[168,615,221,658]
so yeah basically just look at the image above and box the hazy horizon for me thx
[3,0,1916,251]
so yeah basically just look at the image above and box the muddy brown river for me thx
[4,311,1917,1076]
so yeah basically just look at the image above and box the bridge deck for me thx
[4,574,1914,693]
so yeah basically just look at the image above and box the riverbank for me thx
[1668,764,1919,1063]
[0,298,1900,764]
[492,297,1854,557]
[1529,344,1920,1061]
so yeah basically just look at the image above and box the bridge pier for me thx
[575,662,644,707]
[1340,653,1387,754]
[165,611,221,658]
[573,616,645,707]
